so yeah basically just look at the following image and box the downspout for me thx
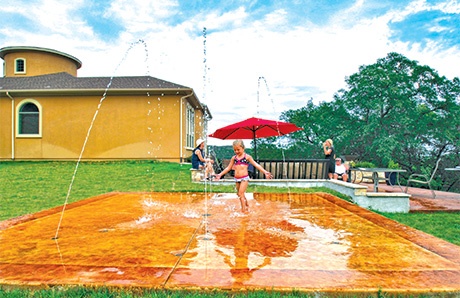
[6,91,15,160]
[180,91,194,163]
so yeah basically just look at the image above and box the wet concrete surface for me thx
[0,192,459,294]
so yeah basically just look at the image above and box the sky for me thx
[1,0,460,146]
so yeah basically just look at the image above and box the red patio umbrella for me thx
[208,117,303,160]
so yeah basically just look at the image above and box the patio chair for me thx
[404,158,441,199]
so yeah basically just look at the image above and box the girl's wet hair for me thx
[233,139,245,149]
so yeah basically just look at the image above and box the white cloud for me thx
[104,0,179,32]
[202,6,249,30]
[435,0,460,13]
[262,9,289,27]
[1,0,459,147]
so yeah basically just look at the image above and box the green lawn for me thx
[0,287,401,298]
[0,160,335,221]
[1,160,459,245]
[0,160,225,220]
[0,160,459,298]
[380,212,460,246]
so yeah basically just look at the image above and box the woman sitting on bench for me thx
[333,158,349,182]
[192,138,215,180]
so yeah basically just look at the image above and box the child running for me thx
[215,139,273,212]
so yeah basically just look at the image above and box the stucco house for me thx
[0,46,211,162]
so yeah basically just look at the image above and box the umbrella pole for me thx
[253,133,258,162]
[252,137,257,179]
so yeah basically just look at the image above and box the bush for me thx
[353,161,376,168]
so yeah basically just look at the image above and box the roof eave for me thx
[0,87,211,117]
[0,88,194,96]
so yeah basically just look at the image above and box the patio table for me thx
[350,168,407,192]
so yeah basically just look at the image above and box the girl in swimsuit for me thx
[215,139,273,212]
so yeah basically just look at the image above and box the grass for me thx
[0,287,307,298]
[0,160,459,298]
[0,160,229,220]
[1,286,457,298]
[1,287,458,298]
[380,212,460,246]
[0,160,343,221]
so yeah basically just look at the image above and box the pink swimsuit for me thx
[234,154,250,166]
[234,154,250,180]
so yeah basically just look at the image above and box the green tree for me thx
[281,52,460,190]
[277,98,355,159]
[335,53,459,169]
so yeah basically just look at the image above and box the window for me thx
[15,58,26,74]
[186,104,195,148]
[17,101,41,136]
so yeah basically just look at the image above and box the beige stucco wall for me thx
[3,51,78,77]
[0,97,13,158]
[0,93,205,161]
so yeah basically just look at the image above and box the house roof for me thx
[0,72,188,90]
[0,72,212,119]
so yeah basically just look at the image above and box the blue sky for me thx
[1,0,460,145]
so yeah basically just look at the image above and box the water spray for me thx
[53,40,150,241]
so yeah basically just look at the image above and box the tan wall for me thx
[0,93,207,161]
[0,97,13,157]
[3,51,78,77]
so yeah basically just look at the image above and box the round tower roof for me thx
[0,46,82,69]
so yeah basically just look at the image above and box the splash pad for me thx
[1,192,459,295]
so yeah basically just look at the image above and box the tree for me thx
[282,52,460,190]
[336,53,459,169]
[276,98,354,159]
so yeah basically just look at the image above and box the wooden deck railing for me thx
[221,159,329,179]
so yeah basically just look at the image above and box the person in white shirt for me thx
[333,158,349,182]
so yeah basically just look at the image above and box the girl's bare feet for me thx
[240,196,249,213]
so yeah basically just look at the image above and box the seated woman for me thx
[191,138,215,180]
[333,157,349,182]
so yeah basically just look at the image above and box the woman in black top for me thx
[323,139,335,179]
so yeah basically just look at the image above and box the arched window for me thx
[18,101,41,136]
[15,58,26,74]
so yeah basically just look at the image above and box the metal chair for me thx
[404,159,441,199]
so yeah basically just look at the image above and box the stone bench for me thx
[190,168,204,182]
[327,180,410,213]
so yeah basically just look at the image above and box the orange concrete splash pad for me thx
[1,192,459,294]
